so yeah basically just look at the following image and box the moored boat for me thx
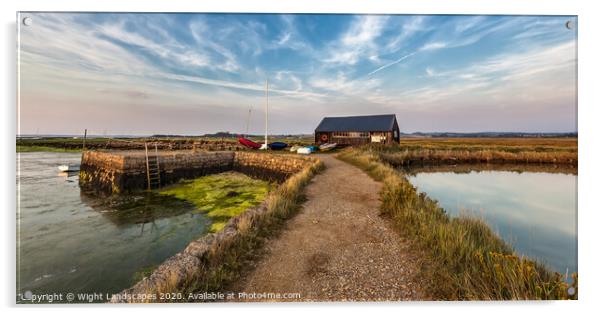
[238,137,262,149]
[268,142,288,150]
[319,143,337,151]
[296,147,312,155]
[58,165,79,172]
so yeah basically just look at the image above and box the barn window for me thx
[332,132,369,138]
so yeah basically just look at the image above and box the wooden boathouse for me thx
[314,114,401,146]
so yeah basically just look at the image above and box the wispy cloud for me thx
[324,16,389,65]
[18,13,577,134]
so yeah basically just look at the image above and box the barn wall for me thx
[315,130,399,145]
[331,137,370,146]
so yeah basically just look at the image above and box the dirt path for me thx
[230,155,424,301]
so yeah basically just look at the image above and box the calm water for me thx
[407,169,577,276]
[17,152,210,301]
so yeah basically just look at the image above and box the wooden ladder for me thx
[145,143,161,190]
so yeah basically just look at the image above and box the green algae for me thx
[158,172,272,232]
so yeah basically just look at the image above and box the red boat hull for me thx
[238,137,262,149]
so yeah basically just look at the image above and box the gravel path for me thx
[230,155,424,301]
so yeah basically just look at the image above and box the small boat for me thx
[58,165,79,172]
[268,142,288,150]
[319,143,337,151]
[308,146,319,152]
[297,147,312,155]
[289,145,300,152]
[238,137,262,149]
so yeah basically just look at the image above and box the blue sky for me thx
[18,13,577,135]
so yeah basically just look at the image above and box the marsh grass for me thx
[16,145,81,153]
[380,148,577,166]
[361,138,578,168]
[398,137,577,153]
[337,148,577,300]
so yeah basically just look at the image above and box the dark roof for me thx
[315,114,398,132]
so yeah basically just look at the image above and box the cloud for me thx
[382,40,575,107]
[384,16,428,53]
[324,16,389,65]
[420,41,448,51]
[159,72,326,99]
[18,14,577,134]
[189,20,240,72]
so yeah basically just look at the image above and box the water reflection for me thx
[407,167,577,276]
[17,152,210,300]
[80,191,194,226]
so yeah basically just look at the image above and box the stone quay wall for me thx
[110,155,323,303]
[233,151,309,182]
[79,150,314,195]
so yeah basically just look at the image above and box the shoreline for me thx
[337,147,577,300]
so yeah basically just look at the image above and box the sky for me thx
[18,13,577,135]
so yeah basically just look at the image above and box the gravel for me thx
[230,155,425,302]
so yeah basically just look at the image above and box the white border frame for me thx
[3,1,600,315]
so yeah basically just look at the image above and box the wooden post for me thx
[145,142,151,191]
[82,129,87,151]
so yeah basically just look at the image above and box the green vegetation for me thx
[190,159,324,295]
[167,158,325,299]
[132,265,159,284]
[337,147,577,300]
[16,135,315,152]
[17,145,81,153]
[398,137,577,153]
[158,172,273,232]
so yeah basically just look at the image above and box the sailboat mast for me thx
[245,106,251,137]
[265,78,268,147]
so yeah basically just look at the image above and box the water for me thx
[17,152,211,301]
[407,169,577,276]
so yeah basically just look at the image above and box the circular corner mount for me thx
[22,16,32,26]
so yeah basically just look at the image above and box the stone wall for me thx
[110,156,323,303]
[233,151,309,182]
[79,151,127,194]
[80,151,234,194]
[79,150,314,195]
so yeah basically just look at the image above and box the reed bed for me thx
[398,137,577,153]
[380,148,577,166]
[337,148,577,300]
